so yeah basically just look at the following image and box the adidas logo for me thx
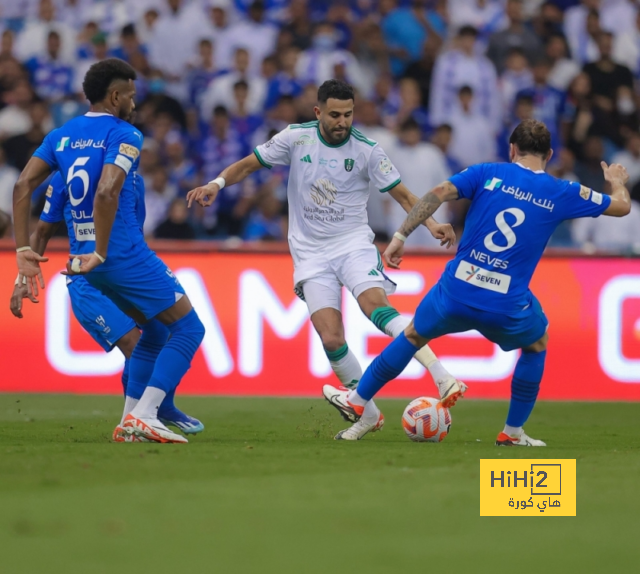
[300,155,312,163]
[368,269,379,276]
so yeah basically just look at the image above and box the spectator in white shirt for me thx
[499,47,534,120]
[0,147,19,218]
[296,22,368,96]
[385,117,451,247]
[429,25,501,134]
[613,10,640,76]
[612,131,640,188]
[448,0,507,39]
[545,32,581,91]
[200,47,267,120]
[446,85,497,168]
[144,165,179,237]
[15,0,77,64]
[0,79,34,139]
[565,2,606,65]
[194,0,234,71]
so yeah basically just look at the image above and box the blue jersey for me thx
[33,112,147,271]
[441,162,612,313]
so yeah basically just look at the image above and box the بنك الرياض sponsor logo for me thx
[310,178,338,206]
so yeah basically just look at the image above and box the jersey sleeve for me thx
[254,127,292,169]
[104,126,143,175]
[448,164,484,200]
[32,129,59,170]
[557,181,612,219]
[40,173,66,223]
[368,144,401,193]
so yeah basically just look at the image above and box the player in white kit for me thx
[187,80,466,438]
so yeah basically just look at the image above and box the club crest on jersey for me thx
[379,158,393,175]
[310,178,338,206]
[345,158,355,172]
[484,178,503,191]
[56,137,70,151]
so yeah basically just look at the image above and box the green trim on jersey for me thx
[380,178,401,193]
[351,128,376,147]
[290,121,319,130]
[253,148,272,169]
[317,125,351,148]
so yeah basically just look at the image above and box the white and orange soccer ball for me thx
[402,397,451,442]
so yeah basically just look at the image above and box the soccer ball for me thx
[402,397,451,442]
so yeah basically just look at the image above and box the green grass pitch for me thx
[1,394,638,574]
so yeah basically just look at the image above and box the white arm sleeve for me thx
[368,144,402,193]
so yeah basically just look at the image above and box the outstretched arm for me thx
[601,162,631,217]
[12,157,52,295]
[387,182,456,248]
[187,153,263,208]
[384,181,459,269]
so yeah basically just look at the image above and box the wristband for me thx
[209,177,226,190]
[14,273,27,286]
[393,231,407,243]
[93,251,106,263]
[16,246,32,253]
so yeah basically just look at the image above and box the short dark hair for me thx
[82,58,136,104]
[121,24,136,37]
[509,119,551,158]
[458,85,473,96]
[213,105,228,117]
[399,117,420,132]
[317,79,354,104]
[458,25,478,38]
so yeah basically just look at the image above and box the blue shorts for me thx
[67,277,137,352]
[413,282,548,352]
[85,252,186,321]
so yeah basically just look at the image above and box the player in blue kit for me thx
[328,119,631,442]
[10,172,204,439]
[12,59,205,444]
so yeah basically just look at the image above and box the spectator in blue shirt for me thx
[109,24,149,64]
[265,46,303,109]
[24,31,73,101]
[243,190,285,241]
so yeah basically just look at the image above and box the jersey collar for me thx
[317,125,351,148]
[515,162,545,174]
[85,112,113,117]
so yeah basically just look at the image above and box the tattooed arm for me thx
[384,181,460,269]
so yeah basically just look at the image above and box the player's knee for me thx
[524,332,548,353]
[319,331,346,352]
[404,321,425,348]
[115,328,141,359]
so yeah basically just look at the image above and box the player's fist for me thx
[62,253,104,276]
[383,236,405,269]
[429,222,456,249]
[601,162,629,186]
[186,182,220,208]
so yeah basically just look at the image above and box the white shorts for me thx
[294,243,396,316]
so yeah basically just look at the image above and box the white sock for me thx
[362,399,381,423]
[329,347,362,389]
[504,424,523,438]
[384,315,410,337]
[120,396,139,425]
[383,314,454,388]
[130,387,166,419]
[347,389,368,407]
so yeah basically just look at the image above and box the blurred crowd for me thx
[1,0,640,253]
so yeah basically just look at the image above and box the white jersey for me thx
[254,121,401,264]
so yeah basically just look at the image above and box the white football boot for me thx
[323,384,362,423]
[495,430,546,447]
[122,414,188,444]
[334,413,385,441]
[437,377,468,408]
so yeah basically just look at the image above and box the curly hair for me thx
[317,79,354,104]
[82,58,137,104]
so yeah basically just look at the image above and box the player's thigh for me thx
[67,278,137,353]
[302,279,346,349]
[114,327,141,359]
[336,244,396,304]
[413,283,471,340]
[86,254,187,323]
[478,295,549,352]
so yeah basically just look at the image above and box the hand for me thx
[428,222,456,249]
[383,236,405,269]
[186,182,220,208]
[17,249,48,298]
[601,161,629,186]
[10,283,38,319]
[62,253,104,276]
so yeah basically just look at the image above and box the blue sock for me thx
[158,389,179,418]
[127,320,170,400]
[146,309,205,394]
[506,350,546,427]
[121,357,130,396]
[357,333,419,400]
